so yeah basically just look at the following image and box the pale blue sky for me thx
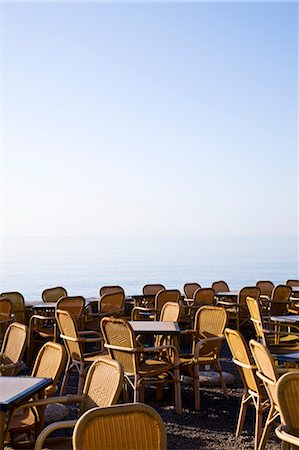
[1,2,298,237]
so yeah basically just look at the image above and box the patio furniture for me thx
[85,291,126,331]
[218,286,260,330]
[0,299,14,343]
[0,322,28,376]
[99,285,125,296]
[72,403,167,450]
[179,306,228,410]
[101,317,182,414]
[183,283,201,299]
[33,358,124,450]
[131,289,180,321]
[42,287,68,303]
[275,372,299,449]
[267,285,292,316]
[0,292,25,324]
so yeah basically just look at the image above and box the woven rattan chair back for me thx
[225,328,260,394]
[269,285,292,315]
[193,288,215,306]
[99,291,125,314]
[194,306,228,340]
[143,284,165,296]
[101,317,137,375]
[183,283,201,299]
[246,296,266,343]
[31,341,66,395]
[239,287,260,305]
[80,358,124,414]
[42,286,68,303]
[286,279,299,288]
[276,372,299,435]
[155,289,180,315]
[249,339,279,407]
[0,298,12,322]
[56,296,85,319]
[99,285,125,297]
[212,281,229,293]
[256,281,275,298]
[56,309,82,362]
[159,302,180,322]
[73,403,167,450]
[0,292,25,323]
[0,322,28,375]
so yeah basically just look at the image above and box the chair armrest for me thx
[194,336,224,359]
[35,419,77,450]
[216,301,239,307]
[275,425,299,447]
[30,315,55,321]
[13,394,83,411]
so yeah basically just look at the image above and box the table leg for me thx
[0,411,6,450]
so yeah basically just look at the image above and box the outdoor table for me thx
[0,376,52,450]
[270,315,299,344]
[215,291,239,299]
[128,321,180,335]
[275,351,299,364]
[292,287,299,293]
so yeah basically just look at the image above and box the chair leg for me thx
[134,375,139,403]
[193,366,200,411]
[236,392,249,436]
[174,366,182,415]
[255,398,263,450]
[156,383,163,400]
[215,360,228,398]
[77,363,85,395]
[60,359,71,395]
[257,404,276,450]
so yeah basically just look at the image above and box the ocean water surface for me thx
[1,235,298,302]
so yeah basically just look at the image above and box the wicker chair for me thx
[225,328,268,450]
[72,403,167,450]
[42,286,68,303]
[101,317,182,414]
[131,289,180,321]
[99,285,125,296]
[256,281,275,299]
[218,286,260,330]
[0,322,28,376]
[33,358,124,450]
[183,283,201,299]
[267,285,292,316]
[275,372,299,449]
[249,339,281,450]
[0,292,25,323]
[85,291,126,331]
[140,284,166,308]
[179,306,228,410]
[0,298,14,342]
[246,296,299,353]
[6,342,66,444]
[56,309,104,395]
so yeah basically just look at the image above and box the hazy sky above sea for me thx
[1,2,298,237]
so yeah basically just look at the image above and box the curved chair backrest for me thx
[256,281,275,297]
[246,296,266,344]
[31,341,66,396]
[0,292,25,323]
[276,372,299,434]
[0,322,28,375]
[99,285,125,297]
[99,291,125,314]
[225,328,261,396]
[238,286,260,305]
[56,296,85,319]
[101,317,137,375]
[159,302,180,322]
[269,285,292,315]
[249,339,279,408]
[193,288,215,306]
[73,403,167,450]
[80,358,124,414]
[194,306,227,339]
[142,284,165,296]
[212,280,229,294]
[155,290,180,314]
[286,279,299,288]
[56,309,82,362]
[183,283,201,299]
[42,286,68,303]
[0,298,12,321]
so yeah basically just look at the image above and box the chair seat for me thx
[179,355,216,367]
[8,408,35,433]
[138,359,173,376]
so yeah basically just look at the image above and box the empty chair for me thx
[212,280,230,294]
[225,328,268,450]
[131,289,180,321]
[6,342,66,443]
[287,279,299,299]
[193,288,215,306]
[275,372,299,449]
[179,306,228,410]
[0,322,28,376]
[183,283,201,299]
[85,291,126,331]
[268,284,292,316]
[256,281,275,301]
[159,301,180,322]
[0,298,14,341]
[72,403,167,450]
[101,317,182,414]
[42,286,68,303]
[99,285,125,296]
[56,309,104,395]
[219,286,260,330]
[33,358,124,450]
[141,284,165,308]
[0,292,26,323]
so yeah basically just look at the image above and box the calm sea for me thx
[1,235,298,302]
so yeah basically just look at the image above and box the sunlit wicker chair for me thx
[0,298,14,342]
[246,296,299,353]
[56,309,104,395]
[183,283,201,299]
[140,284,166,309]
[225,328,268,450]
[42,286,68,303]
[101,317,182,414]
[131,289,180,321]
[0,292,25,323]
[6,342,66,444]
[249,339,282,450]
[275,372,299,449]
[218,286,260,330]
[33,358,124,450]
[256,281,275,311]
[179,306,228,410]
[72,403,167,450]
[85,291,126,331]
[0,322,28,376]
[267,285,292,316]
